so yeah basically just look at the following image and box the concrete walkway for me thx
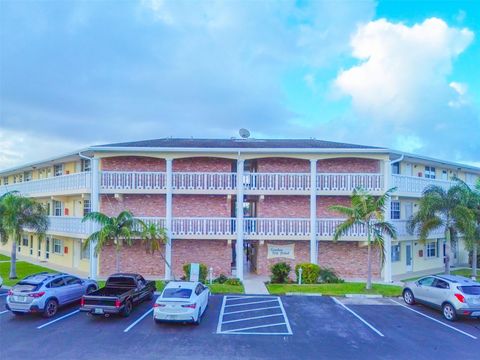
[243,274,269,295]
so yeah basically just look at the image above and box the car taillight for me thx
[114,299,121,308]
[80,297,85,307]
[153,303,166,308]
[181,303,196,309]
[7,290,13,296]
[28,292,45,298]
[454,293,466,303]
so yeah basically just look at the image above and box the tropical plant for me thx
[82,210,142,273]
[318,267,344,284]
[140,221,171,278]
[408,182,475,275]
[0,192,49,279]
[329,187,397,290]
[270,262,291,283]
[295,263,320,284]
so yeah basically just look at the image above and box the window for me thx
[391,244,401,262]
[162,288,192,299]
[54,164,64,177]
[425,166,436,179]
[22,236,29,246]
[64,276,81,285]
[81,159,91,172]
[83,200,91,216]
[37,238,42,257]
[434,279,449,289]
[47,277,65,288]
[53,200,63,216]
[24,171,32,182]
[53,239,63,254]
[39,167,52,179]
[14,174,23,183]
[418,277,435,286]
[426,241,437,258]
[2,177,8,185]
[391,162,400,175]
[391,201,400,220]
[441,170,448,181]
[80,242,90,260]
[29,236,33,255]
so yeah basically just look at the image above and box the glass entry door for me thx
[406,243,413,272]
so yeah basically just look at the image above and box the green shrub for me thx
[295,263,320,284]
[214,274,228,284]
[318,267,344,284]
[270,262,291,283]
[225,278,242,286]
[183,263,208,283]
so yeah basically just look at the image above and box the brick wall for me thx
[318,241,381,279]
[173,195,231,217]
[101,156,166,171]
[172,240,232,278]
[256,158,309,172]
[257,196,309,218]
[317,158,380,173]
[317,196,350,217]
[173,157,233,172]
[100,194,166,217]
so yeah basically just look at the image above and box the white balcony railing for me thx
[173,172,236,191]
[245,173,311,191]
[317,173,383,192]
[244,218,311,236]
[47,216,89,235]
[101,171,166,191]
[316,218,367,238]
[391,175,476,195]
[0,172,91,196]
[392,219,445,238]
[172,217,236,236]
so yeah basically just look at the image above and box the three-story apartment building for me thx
[1,138,478,282]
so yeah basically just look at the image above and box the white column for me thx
[89,157,99,280]
[165,158,173,280]
[383,159,392,283]
[236,159,245,281]
[310,159,317,264]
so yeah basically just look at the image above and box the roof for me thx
[435,275,479,284]
[95,137,383,150]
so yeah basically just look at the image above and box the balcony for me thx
[392,219,445,239]
[23,216,90,238]
[101,171,166,193]
[317,173,383,193]
[245,173,311,194]
[392,175,476,197]
[0,172,91,197]
[173,173,236,193]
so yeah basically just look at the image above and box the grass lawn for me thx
[0,261,55,287]
[266,282,403,297]
[0,254,11,261]
[208,283,244,294]
[401,268,480,282]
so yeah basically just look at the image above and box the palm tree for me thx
[0,192,49,279]
[408,183,474,275]
[82,211,142,273]
[140,221,172,278]
[329,187,397,290]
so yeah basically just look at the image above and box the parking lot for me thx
[0,289,479,360]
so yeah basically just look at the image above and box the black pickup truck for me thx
[80,273,156,317]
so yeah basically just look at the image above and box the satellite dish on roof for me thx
[239,128,250,139]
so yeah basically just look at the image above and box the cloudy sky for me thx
[0,0,479,169]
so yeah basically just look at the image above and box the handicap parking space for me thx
[217,295,292,335]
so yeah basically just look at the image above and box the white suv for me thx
[403,275,480,321]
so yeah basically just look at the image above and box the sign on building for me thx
[267,244,295,259]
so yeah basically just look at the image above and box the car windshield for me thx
[162,288,192,299]
[459,286,480,295]
[14,282,41,292]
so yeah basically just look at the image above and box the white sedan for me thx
[153,281,210,325]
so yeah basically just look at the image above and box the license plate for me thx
[14,296,26,303]
[471,311,480,317]
[93,308,104,315]
[166,315,177,320]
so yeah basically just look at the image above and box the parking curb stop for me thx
[345,294,383,299]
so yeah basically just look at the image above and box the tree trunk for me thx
[9,230,18,279]
[444,228,451,275]
[366,225,372,290]
[472,242,478,280]
[158,250,174,280]
[115,249,121,273]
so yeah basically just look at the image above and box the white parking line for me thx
[37,310,80,329]
[222,322,287,333]
[224,299,278,308]
[222,313,284,324]
[216,296,227,334]
[224,305,281,315]
[0,294,7,297]
[226,296,273,301]
[332,297,384,337]
[390,299,478,340]
[277,297,293,335]
[0,310,9,315]
[123,308,154,333]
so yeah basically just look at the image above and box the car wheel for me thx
[194,307,202,326]
[43,299,59,318]
[121,301,132,318]
[403,289,415,305]
[442,303,457,322]
[86,285,96,294]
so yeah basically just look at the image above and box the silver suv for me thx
[403,275,480,321]
[6,272,97,318]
